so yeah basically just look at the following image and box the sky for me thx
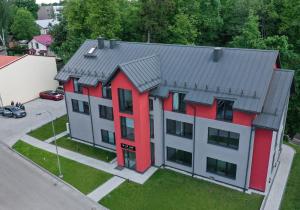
[36,0,61,4]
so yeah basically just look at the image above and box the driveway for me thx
[0,98,66,146]
[0,143,105,210]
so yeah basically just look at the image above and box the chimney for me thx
[97,37,105,49]
[213,47,223,62]
[109,39,117,49]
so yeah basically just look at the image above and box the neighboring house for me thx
[28,35,54,56]
[55,38,294,194]
[0,55,58,106]
[53,6,63,21]
[36,19,59,35]
[37,6,54,20]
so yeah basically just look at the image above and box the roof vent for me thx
[109,39,117,49]
[97,37,105,49]
[213,47,223,62]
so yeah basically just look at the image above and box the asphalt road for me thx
[0,99,66,146]
[0,144,105,210]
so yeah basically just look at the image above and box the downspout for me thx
[192,105,196,176]
[162,99,165,166]
[244,126,254,192]
[87,88,96,146]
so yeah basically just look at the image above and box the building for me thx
[36,19,59,35]
[0,55,58,106]
[37,6,54,20]
[28,35,54,56]
[55,38,294,193]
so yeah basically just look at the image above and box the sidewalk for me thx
[21,134,157,184]
[44,131,69,143]
[87,176,125,202]
[261,144,295,210]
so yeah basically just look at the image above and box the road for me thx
[0,99,66,146]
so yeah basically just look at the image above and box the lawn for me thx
[53,136,116,162]
[281,142,300,210]
[13,140,112,194]
[28,115,68,141]
[100,169,263,210]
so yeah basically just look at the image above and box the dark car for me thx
[56,86,64,95]
[2,106,26,118]
[40,90,64,101]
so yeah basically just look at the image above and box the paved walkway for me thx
[45,131,69,143]
[87,176,125,202]
[21,134,158,184]
[262,144,295,210]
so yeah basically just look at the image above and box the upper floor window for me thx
[101,129,115,145]
[35,42,39,49]
[99,105,113,121]
[206,157,237,179]
[121,117,134,141]
[72,99,89,115]
[102,85,112,99]
[173,92,186,113]
[149,99,153,111]
[150,115,154,138]
[216,100,233,122]
[73,78,83,94]
[208,128,239,150]
[118,89,133,114]
[166,119,193,139]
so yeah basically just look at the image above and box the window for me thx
[149,99,153,111]
[72,99,89,115]
[216,100,234,121]
[206,157,237,179]
[73,78,83,94]
[35,42,39,49]
[99,105,113,121]
[166,119,193,139]
[167,147,192,167]
[173,92,186,113]
[121,117,134,140]
[208,128,239,150]
[118,89,133,114]
[102,85,112,99]
[101,129,115,145]
[150,115,154,138]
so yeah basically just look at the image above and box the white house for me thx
[35,19,59,35]
[0,55,58,106]
[28,34,54,56]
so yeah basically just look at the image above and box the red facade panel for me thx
[89,83,102,97]
[111,71,151,173]
[233,111,256,126]
[249,129,273,192]
[63,79,74,92]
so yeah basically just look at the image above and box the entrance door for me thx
[151,142,155,165]
[123,150,136,170]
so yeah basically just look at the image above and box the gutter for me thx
[244,126,254,192]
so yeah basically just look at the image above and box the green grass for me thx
[53,136,116,162]
[28,115,68,141]
[100,169,263,210]
[13,140,112,194]
[281,142,300,210]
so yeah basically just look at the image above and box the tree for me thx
[168,13,197,45]
[196,0,223,45]
[13,0,38,19]
[140,0,176,43]
[230,11,265,49]
[85,0,121,39]
[0,0,12,46]
[11,8,39,40]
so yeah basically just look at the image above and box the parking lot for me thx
[0,98,66,146]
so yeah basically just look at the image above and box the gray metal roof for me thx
[57,40,284,114]
[107,55,161,92]
[78,76,98,87]
[253,70,294,130]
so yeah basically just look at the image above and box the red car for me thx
[39,90,64,101]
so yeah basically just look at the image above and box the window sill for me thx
[167,159,192,168]
[172,110,186,114]
[166,132,193,140]
[215,118,233,123]
[207,141,239,151]
[99,117,114,121]
[73,110,90,115]
[206,170,236,180]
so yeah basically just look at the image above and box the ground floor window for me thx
[166,147,192,167]
[206,157,237,179]
[71,99,89,115]
[101,129,115,145]
[123,150,136,170]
